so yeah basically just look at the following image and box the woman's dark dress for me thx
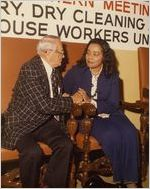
[63,65,139,183]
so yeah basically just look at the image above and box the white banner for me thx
[1,0,149,50]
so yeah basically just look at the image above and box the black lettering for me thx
[57,25,71,37]
[84,27,92,39]
[136,18,145,30]
[1,1,9,15]
[11,1,23,15]
[1,19,10,33]
[94,29,102,38]
[71,26,82,39]
[73,10,83,23]
[38,23,48,36]
[56,7,66,20]
[112,30,120,42]
[134,33,149,45]
[121,32,128,43]
[95,12,103,24]
[103,30,111,41]
[104,14,113,26]
[85,11,93,24]
[45,6,55,19]
[26,22,36,35]
[134,33,141,44]
[142,33,149,45]
[33,4,43,18]
[13,20,23,35]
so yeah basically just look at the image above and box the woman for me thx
[63,38,139,187]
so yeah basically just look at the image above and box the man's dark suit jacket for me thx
[2,55,73,150]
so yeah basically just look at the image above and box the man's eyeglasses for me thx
[47,49,64,57]
[55,50,64,56]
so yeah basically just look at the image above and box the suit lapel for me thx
[55,67,63,95]
[35,56,50,95]
[97,70,106,98]
[83,68,92,97]
[35,57,63,96]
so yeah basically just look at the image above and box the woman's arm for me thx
[97,74,120,114]
[63,67,79,94]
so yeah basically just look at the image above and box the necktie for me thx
[51,69,59,97]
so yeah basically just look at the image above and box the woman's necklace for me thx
[90,65,103,100]
[90,64,103,77]
[91,89,98,99]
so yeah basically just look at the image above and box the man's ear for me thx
[44,50,49,54]
[45,49,53,55]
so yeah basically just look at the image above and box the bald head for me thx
[37,35,64,68]
[37,35,61,54]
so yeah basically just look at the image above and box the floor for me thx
[101,174,149,188]
[2,160,149,188]
[77,169,149,188]
[142,169,149,188]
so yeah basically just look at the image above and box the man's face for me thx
[46,39,64,68]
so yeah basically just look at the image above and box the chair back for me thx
[138,47,149,102]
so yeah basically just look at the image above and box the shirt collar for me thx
[91,64,103,78]
[40,57,53,75]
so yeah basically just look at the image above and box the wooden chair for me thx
[67,47,149,187]
[1,104,82,188]
[1,140,53,187]
[67,103,113,187]
[1,143,52,187]
[122,47,149,181]
[2,47,148,187]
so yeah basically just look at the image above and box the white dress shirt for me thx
[41,57,54,97]
[41,57,61,120]
[91,70,110,119]
[41,57,61,97]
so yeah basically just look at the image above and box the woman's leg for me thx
[90,115,139,184]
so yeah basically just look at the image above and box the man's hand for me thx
[71,91,83,104]
[62,93,70,97]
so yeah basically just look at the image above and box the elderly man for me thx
[2,35,83,187]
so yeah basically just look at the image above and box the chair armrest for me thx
[67,104,82,142]
[67,103,96,142]
[81,103,97,117]
[121,100,149,114]
[71,103,82,118]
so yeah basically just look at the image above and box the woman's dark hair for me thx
[77,38,118,77]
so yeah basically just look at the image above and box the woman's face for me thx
[85,43,103,69]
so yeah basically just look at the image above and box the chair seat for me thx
[1,142,53,161]
[76,133,102,150]
[1,148,19,161]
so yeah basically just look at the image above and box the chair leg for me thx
[68,157,76,188]
[1,168,21,188]
[39,163,48,187]
[80,117,92,187]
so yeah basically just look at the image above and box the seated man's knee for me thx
[20,145,43,161]
[60,137,73,152]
